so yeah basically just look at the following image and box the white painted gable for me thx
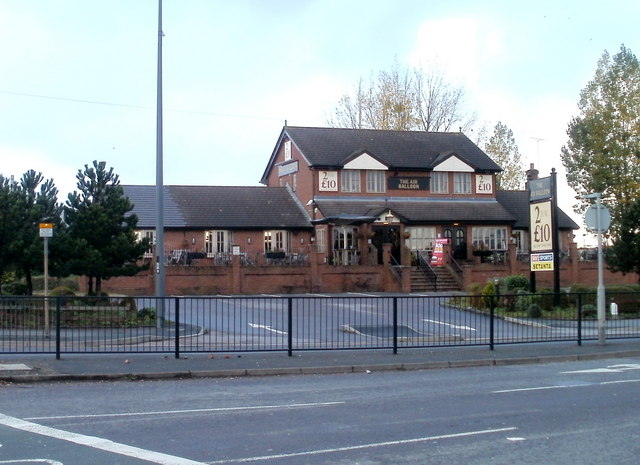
[432,154,474,172]
[343,152,388,170]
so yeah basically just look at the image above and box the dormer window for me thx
[366,170,386,193]
[431,172,449,193]
[341,170,361,192]
[454,173,472,194]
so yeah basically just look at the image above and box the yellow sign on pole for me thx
[531,252,554,271]
[39,223,54,238]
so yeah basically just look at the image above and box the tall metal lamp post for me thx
[155,0,165,327]
[583,193,611,345]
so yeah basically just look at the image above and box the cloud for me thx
[0,145,77,200]
[408,16,506,88]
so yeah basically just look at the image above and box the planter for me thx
[265,251,286,259]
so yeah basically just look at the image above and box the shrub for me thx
[581,304,597,318]
[481,281,497,309]
[503,275,530,292]
[50,286,76,296]
[1,282,29,295]
[527,304,543,318]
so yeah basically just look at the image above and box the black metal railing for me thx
[1,293,639,358]
[416,250,437,290]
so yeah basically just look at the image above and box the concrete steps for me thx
[410,266,461,292]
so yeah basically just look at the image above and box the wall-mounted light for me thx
[191,237,196,245]
[247,237,251,244]
[384,210,393,224]
[300,237,304,244]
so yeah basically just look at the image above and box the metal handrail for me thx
[416,250,437,291]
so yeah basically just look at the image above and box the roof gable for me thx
[432,153,474,172]
[343,151,388,170]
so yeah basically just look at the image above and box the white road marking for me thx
[493,378,640,393]
[0,413,207,465]
[0,363,32,371]
[248,323,287,335]
[507,437,527,442]
[561,364,640,374]
[423,319,476,331]
[25,402,345,421]
[0,460,63,464]
[206,427,517,464]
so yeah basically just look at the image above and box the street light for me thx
[582,192,608,344]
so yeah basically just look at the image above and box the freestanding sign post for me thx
[528,171,560,297]
[39,223,53,334]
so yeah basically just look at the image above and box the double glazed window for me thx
[454,173,472,194]
[341,170,361,192]
[431,172,449,193]
[472,227,507,251]
[366,170,386,193]
[405,227,436,251]
[136,230,155,258]
[205,230,233,256]
[264,230,289,252]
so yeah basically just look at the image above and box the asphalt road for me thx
[1,356,640,464]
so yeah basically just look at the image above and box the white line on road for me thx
[206,427,518,464]
[493,378,640,393]
[422,319,476,331]
[0,413,208,465]
[248,323,287,335]
[561,364,640,374]
[0,460,63,464]
[25,402,345,421]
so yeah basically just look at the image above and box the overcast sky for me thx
[1,0,638,244]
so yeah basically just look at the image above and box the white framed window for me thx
[136,230,155,258]
[431,172,449,193]
[333,227,358,250]
[205,230,233,257]
[316,228,326,253]
[341,170,361,193]
[405,227,436,251]
[366,170,386,193]
[472,227,507,251]
[264,230,290,252]
[284,140,292,160]
[454,173,471,194]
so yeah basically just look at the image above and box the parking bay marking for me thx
[248,323,287,335]
[423,319,476,331]
[0,413,208,465]
[25,402,345,421]
[206,426,518,464]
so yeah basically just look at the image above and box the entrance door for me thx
[371,226,401,264]
[444,226,467,260]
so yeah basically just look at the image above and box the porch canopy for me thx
[313,198,516,225]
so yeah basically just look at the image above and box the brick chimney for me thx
[525,163,539,190]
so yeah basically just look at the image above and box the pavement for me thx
[2,339,640,383]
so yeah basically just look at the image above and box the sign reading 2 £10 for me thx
[530,201,553,252]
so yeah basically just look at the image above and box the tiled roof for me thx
[261,126,502,182]
[123,185,312,230]
[496,190,579,230]
[313,198,516,225]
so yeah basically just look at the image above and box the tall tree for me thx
[0,175,21,292]
[65,161,149,295]
[328,62,476,132]
[14,170,62,294]
[561,44,640,226]
[484,122,525,190]
[0,172,62,294]
[606,198,640,280]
